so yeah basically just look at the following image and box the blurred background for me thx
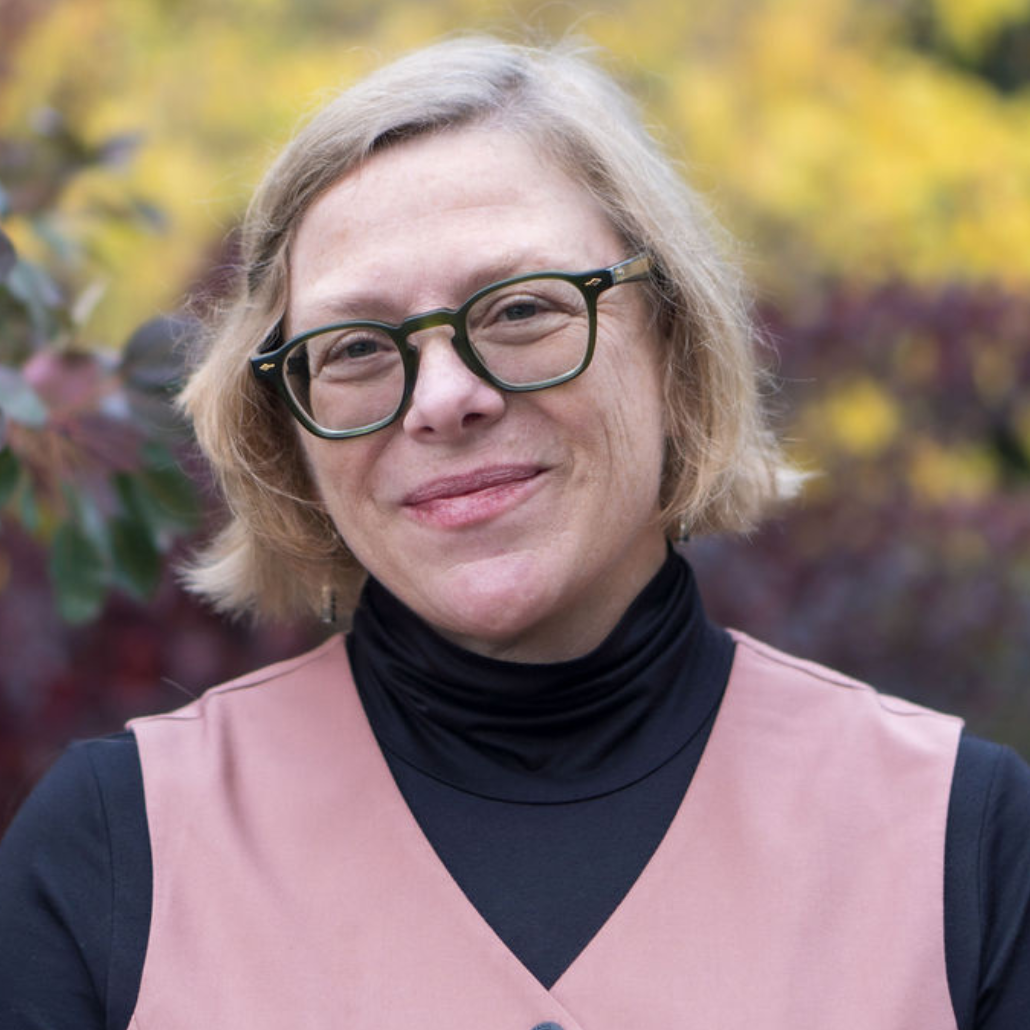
[1,0,1029,830]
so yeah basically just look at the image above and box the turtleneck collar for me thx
[347,548,730,803]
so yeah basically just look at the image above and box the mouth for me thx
[402,465,546,528]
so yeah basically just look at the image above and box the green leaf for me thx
[0,447,19,507]
[113,471,148,524]
[63,482,109,548]
[50,520,107,623]
[59,478,84,527]
[32,215,79,265]
[0,226,15,281]
[0,367,47,427]
[6,256,63,309]
[136,461,201,532]
[108,512,161,598]
[17,480,39,532]
[5,259,64,342]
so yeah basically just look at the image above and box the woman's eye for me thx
[499,300,540,322]
[308,331,396,380]
[322,335,385,366]
[483,294,555,329]
[339,338,380,359]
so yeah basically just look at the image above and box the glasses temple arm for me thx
[609,253,651,284]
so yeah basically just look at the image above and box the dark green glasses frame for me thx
[250,253,651,439]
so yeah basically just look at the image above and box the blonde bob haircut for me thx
[180,34,797,623]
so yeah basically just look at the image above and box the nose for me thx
[401,330,506,441]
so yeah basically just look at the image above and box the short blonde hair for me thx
[180,35,797,622]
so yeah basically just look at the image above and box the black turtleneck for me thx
[347,550,734,984]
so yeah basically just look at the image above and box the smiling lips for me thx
[402,465,545,528]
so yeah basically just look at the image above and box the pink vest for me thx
[128,631,962,1029]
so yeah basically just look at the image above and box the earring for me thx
[677,514,690,542]
[320,582,337,625]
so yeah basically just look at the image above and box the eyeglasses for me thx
[250,253,651,439]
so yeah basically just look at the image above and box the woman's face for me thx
[288,127,668,661]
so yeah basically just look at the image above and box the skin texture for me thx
[289,126,669,662]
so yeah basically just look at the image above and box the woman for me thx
[1,36,1028,1029]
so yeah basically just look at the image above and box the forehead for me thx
[287,126,622,322]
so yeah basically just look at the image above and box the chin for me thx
[416,551,567,659]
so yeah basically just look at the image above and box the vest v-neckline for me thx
[340,626,728,1008]
[346,552,734,988]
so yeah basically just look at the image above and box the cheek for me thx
[596,342,666,484]
[298,434,383,529]
[297,433,335,511]
[296,433,323,496]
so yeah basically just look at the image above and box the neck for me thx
[346,548,733,802]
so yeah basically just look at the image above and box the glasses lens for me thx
[283,326,405,433]
[467,277,589,387]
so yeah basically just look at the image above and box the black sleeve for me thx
[0,733,150,1030]
[946,733,1030,1030]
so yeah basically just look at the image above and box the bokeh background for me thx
[2,0,1029,830]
